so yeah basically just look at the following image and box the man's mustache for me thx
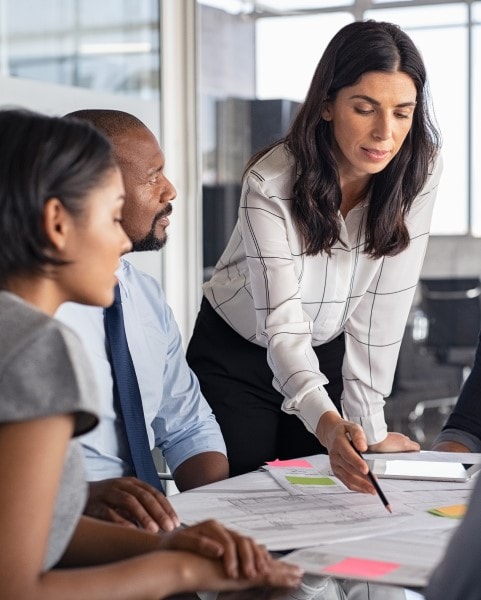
[154,203,173,223]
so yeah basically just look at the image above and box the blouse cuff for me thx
[349,410,388,445]
[288,387,339,435]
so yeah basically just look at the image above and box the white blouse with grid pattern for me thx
[204,144,443,444]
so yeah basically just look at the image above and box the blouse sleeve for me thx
[239,170,339,433]
[341,153,444,443]
[238,152,442,441]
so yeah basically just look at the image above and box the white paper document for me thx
[170,468,470,551]
[365,450,481,464]
[169,453,474,586]
[283,525,457,588]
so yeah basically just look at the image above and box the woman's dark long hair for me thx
[245,20,441,258]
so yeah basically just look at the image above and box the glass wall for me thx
[199,0,481,274]
[0,0,164,298]
[1,0,160,98]
[1,1,202,341]
[364,3,469,235]
[473,1,481,235]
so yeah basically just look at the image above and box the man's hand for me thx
[159,519,296,581]
[432,440,471,453]
[86,478,180,533]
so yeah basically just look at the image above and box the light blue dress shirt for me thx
[56,258,226,481]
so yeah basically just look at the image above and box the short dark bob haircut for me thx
[0,108,116,287]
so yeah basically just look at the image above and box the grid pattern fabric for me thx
[203,144,443,443]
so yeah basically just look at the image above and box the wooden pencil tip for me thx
[386,504,392,514]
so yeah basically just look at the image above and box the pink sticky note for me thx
[324,557,400,579]
[266,458,314,468]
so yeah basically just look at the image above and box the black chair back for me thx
[420,277,481,361]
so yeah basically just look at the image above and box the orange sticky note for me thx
[428,504,467,519]
[266,458,314,468]
[324,557,400,578]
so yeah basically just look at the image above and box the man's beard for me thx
[132,228,167,252]
[131,205,171,252]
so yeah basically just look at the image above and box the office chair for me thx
[408,277,481,437]
[152,447,176,495]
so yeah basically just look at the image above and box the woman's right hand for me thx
[159,519,299,582]
[171,550,304,595]
[315,411,376,493]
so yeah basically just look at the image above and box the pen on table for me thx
[348,437,392,514]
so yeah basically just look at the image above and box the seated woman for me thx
[0,108,302,599]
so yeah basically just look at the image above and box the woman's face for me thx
[60,166,131,307]
[322,70,417,187]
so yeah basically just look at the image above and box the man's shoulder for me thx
[120,258,166,302]
[119,258,176,330]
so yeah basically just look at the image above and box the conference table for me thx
[165,451,480,599]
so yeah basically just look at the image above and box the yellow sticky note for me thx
[428,504,467,519]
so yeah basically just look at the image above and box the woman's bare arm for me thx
[0,416,302,600]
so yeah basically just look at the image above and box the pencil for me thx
[348,438,392,513]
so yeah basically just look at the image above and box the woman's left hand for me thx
[368,432,420,453]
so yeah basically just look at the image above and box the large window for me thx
[1,1,201,340]
[200,0,481,261]
[256,2,477,236]
[364,3,469,235]
[1,0,160,98]
[473,2,481,235]
[0,0,166,313]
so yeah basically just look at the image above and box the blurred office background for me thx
[1,0,480,446]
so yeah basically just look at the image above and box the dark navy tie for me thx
[104,284,164,492]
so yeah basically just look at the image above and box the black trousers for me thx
[186,298,345,477]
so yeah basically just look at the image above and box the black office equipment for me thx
[408,277,481,431]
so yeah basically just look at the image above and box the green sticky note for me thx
[285,475,336,486]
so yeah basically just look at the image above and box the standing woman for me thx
[187,20,442,490]
[0,108,302,599]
